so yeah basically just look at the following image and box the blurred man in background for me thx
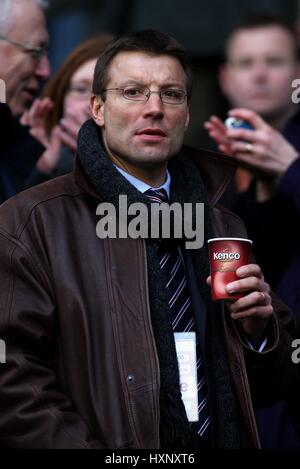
[0,0,51,203]
[206,13,300,196]
[0,0,50,117]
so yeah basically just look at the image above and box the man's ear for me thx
[90,95,104,127]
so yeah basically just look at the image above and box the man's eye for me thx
[124,87,144,97]
[76,86,90,94]
[267,58,286,67]
[163,89,182,99]
[234,60,252,69]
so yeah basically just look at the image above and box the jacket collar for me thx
[74,119,237,206]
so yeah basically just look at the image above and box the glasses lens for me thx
[161,89,185,104]
[31,45,48,61]
[123,86,146,101]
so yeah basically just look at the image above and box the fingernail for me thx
[226,284,234,293]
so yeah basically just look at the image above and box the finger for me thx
[42,97,54,108]
[51,126,63,149]
[206,124,230,145]
[59,128,78,152]
[228,108,268,129]
[230,304,273,320]
[20,110,30,126]
[30,98,45,115]
[235,264,263,279]
[26,98,53,124]
[226,276,265,295]
[208,130,228,146]
[205,117,225,132]
[34,98,53,118]
[230,141,258,155]
[228,291,271,314]
[60,118,79,139]
[206,276,211,286]
[211,116,227,133]
[227,128,259,142]
[218,144,232,155]
[228,148,272,173]
[204,117,226,131]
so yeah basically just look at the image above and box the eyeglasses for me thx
[102,85,187,105]
[0,36,49,61]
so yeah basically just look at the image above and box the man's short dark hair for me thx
[92,30,193,99]
[224,12,300,61]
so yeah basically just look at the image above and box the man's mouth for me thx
[22,88,37,101]
[136,128,167,140]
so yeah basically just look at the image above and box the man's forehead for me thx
[107,51,186,83]
[227,26,295,57]
[10,0,48,44]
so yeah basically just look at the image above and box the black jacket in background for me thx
[0,103,45,204]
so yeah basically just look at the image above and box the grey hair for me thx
[0,0,49,36]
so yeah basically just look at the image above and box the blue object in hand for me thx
[225,117,254,131]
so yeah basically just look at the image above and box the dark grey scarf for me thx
[77,119,244,449]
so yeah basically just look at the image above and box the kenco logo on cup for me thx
[208,238,252,301]
[213,249,241,262]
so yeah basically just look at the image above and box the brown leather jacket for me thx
[0,146,296,449]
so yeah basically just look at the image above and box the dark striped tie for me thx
[145,188,210,439]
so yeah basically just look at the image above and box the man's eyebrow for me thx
[117,79,185,88]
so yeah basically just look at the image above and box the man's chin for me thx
[132,151,177,168]
[9,91,33,117]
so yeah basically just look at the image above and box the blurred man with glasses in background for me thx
[0,0,50,117]
[0,0,52,203]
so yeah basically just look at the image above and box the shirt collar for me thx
[115,165,171,197]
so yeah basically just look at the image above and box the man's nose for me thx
[142,92,164,118]
[251,62,269,80]
[36,54,51,80]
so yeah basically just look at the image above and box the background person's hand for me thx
[59,106,91,153]
[204,115,232,155]
[223,109,298,177]
[36,126,62,175]
[21,97,54,148]
[204,108,298,177]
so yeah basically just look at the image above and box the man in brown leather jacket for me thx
[0,30,298,449]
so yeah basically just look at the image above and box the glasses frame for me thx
[102,86,188,105]
[0,36,48,61]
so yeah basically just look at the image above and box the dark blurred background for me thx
[47,0,299,148]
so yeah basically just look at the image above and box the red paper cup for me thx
[208,238,253,301]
